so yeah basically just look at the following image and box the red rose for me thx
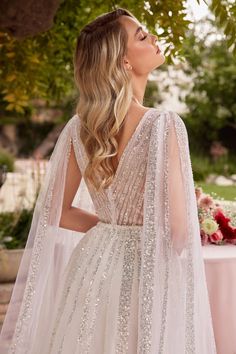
[209,230,223,244]
[214,210,236,241]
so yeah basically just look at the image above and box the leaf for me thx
[4,94,16,102]
[219,10,227,25]
[5,103,15,111]
[17,101,28,107]
[19,94,29,100]
[227,34,235,48]
[30,55,40,64]
[15,105,24,114]
[233,45,236,57]
[6,52,15,58]
[224,21,232,36]
[6,74,17,82]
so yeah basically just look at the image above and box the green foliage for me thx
[191,152,236,181]
[196,182,236,202]
[180,18,236,154]
[209,0,236,55]
[0,147,15,172]
[143,80,162,107]
[16,121,55,157]
[0,208,33,249]
[1,0,234,118]
[191,154,212,181]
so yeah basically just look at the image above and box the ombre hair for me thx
[73,8,135,192]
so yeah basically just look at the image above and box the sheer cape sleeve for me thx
[138,110,217,353]
[0,110,217,354]
[0,115,96,353]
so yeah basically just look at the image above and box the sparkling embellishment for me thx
[173,112,196,353]
[49,221,142,354]
[158,113,171,354]
[75,232,113,350]
[49,231,108,352]
[78,224,130,353]
[115,230,139,353]
[6,108,217,354]
[8,118,76,353]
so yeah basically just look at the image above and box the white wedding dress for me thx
[0,108,217,354]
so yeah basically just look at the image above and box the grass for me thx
[196,182,236,202]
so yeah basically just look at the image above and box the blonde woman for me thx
[0,7,217,354]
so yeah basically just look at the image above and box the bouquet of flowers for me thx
[195,186,236,246]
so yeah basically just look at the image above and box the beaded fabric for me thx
[0,109,217,353]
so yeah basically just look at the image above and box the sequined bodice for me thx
[73,108,160,226]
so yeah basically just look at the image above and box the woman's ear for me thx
[123,58,132,71]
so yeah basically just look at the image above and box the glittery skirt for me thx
[36,221,143,354]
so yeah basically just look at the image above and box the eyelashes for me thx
[140,35,147,41]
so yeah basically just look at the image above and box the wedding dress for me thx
[0,108,217,353]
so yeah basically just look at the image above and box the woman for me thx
[0,7,217,354]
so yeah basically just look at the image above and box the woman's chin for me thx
[159,53,166,62]
[154,55,166,69]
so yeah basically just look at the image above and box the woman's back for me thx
[75,107,159,226]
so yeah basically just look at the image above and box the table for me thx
[202,244,236,354]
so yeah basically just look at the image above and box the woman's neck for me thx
[130,73,148,105]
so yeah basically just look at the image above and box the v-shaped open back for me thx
[72,108,160,226]
[111,107,156,180]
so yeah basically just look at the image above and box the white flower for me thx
[201,218,219,236]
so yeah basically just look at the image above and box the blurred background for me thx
[0,0,236,333]
[0,0,235,251]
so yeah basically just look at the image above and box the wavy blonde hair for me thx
[73,8,135,192]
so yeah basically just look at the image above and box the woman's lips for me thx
[156,46,161,53]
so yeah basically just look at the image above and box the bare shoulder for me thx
[127,105,152,119]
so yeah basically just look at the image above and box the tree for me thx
[180,17,236,155]
[208,0,236,54]
[0,0,235,117]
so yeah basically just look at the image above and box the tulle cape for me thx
[0,110,217,353]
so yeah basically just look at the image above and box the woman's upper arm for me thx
[61,139,82,212]
[167,112,188,254]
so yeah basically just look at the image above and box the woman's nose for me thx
[152,34,158,43]
[150,34,158,46]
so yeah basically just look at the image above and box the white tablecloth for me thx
[202,244,236,354]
